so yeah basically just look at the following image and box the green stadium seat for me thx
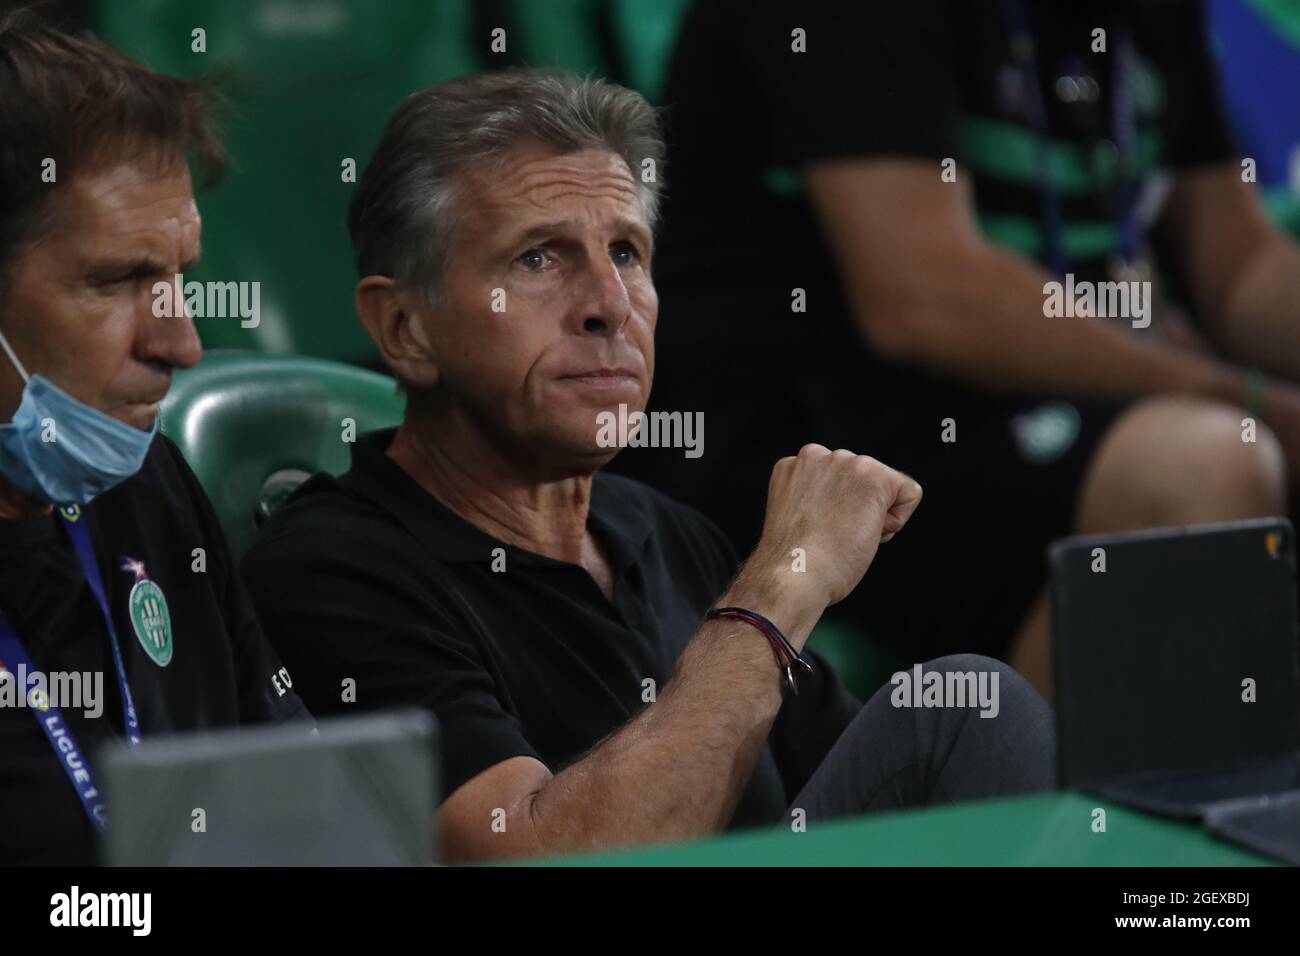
[95,0,483,365]
[610,0,692,103]
[159,350,404,558]
[805,617,908,702]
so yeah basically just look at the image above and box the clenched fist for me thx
[751,444,923,612]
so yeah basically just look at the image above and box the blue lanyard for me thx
[0,504,141,831]
[1003,0,1141,276]
[0,620,109,830]
[58,505,142,745]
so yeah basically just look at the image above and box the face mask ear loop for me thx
[0,328,31,385]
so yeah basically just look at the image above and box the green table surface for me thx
[524,791,1275,866]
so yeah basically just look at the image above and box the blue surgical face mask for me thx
[0,328,156,505]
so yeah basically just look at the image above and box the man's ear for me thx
[355,276,439,388]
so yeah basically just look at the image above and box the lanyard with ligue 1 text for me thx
[0,503,141,831]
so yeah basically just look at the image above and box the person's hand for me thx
[748,443,923,613]
[1151,305,1217,358]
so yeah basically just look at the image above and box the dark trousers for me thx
[787,655,1056,822]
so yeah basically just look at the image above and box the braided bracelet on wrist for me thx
[705,606,813,695]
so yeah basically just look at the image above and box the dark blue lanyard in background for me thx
[0,504,141,831]
[1003,0,1141,277]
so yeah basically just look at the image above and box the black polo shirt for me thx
[0,436,310,866]
[241,428,862,830]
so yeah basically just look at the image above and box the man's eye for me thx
[517,248,550,271]
[611,242,640,266]
[96,269,155,288]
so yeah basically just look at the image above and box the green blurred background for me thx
[32,0,1292,370]
[88,0,692,366]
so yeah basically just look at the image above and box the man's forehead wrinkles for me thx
[508,167,628,186]
[460,150,647,240]
[97,195,199,225]
[519,189,639,217]
[494,150,634,187]
[86,218,200,258]
[69,197,199,251]
[510,148,627,174]
[61,201,202,269]
[481,181,641,222]
[76,165,191,202]
[95,204,199,230]
[496,170,638,204]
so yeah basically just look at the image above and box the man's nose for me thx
[574,256,632,337]
[139,291,202,370]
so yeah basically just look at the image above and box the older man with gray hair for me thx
[242,69,1055,862]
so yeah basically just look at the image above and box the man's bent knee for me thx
[885,654,1046,722]
[1081,396,1286,528]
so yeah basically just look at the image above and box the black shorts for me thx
[615,367,1134,662]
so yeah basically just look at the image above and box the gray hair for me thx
[347,68,665,304]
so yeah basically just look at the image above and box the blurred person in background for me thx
[619,0,1300,697]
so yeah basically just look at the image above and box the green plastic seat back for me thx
[499,0,693,103]
[609,0,693,104]
[159,350,404,558]
[805,617,908,702]
[95,0,482,365]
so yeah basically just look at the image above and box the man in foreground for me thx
[243,70,1055,863]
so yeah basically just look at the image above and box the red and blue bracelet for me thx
[705,606,813,695]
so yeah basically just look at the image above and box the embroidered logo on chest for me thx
[120,557,173,667]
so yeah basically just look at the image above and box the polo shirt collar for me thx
[339,429,654,573]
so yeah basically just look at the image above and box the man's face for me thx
[0,160,203,431]
[422,146,657,475]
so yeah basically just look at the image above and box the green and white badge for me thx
[120,557,173,667]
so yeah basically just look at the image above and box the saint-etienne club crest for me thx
[120,557,173,667]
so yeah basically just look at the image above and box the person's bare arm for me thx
[438,446,923,863]
[804,159,1249,405]
[1154,166,1300,381]
[438,569,814,863]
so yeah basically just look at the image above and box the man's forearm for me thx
[871,241,1248,406]
[1216,235,1300,382]
[521,560,822,854]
